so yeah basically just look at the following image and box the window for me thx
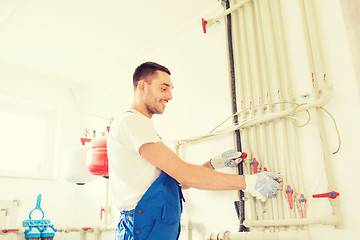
[0,95,59,179]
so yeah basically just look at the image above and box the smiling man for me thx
[107,62,280,240]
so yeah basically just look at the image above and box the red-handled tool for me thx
[202,18,208,34]
[299,194,307,218]
[252,158,259,173]
[2,229,19,233]
[313,191,339,199]
[286,185,294,209]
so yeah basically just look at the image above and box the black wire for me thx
[223,0,248,232]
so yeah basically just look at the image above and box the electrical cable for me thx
[223,0,247,232]
[209,101,341,154]
[209,101,309,133]
[289,103,311,127]
[319,106,341,154]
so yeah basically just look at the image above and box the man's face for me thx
[143,70,173,116]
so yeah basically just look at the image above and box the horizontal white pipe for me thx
[56,226,115,233]
[206,0,251,28]
[0,225,115,235]
[208,230,311,240]
[243,215,341,228]
[177,86,332,145]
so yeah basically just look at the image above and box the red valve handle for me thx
[299,194,307,218]
[261,167,282,183]
[2,229,19,233]
[80,137,91,145]
[202,18,208,34]
[100,206,105,220]
[286,185,294,209]
[252,158,259,173]
[312,191,339,199]
[83,227,92,231]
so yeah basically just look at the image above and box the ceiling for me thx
[0,0,221,86]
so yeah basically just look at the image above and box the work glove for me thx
[243,171,281,202]
[210,149,247,170]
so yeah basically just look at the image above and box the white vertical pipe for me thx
[263,0,296,222]
[272,0,306,193]
[104,179,110,226]
[300,0,343,228]
[230,0,257,222]
[245,2,276,232]
[80,231,86,240]
[271,0,308,225]
[252,0,286,228]
[206,0,252,28]
[237,2,266,225]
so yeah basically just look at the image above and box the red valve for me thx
[202,18,208,34]
[80,137,91,145]
[262,167,282,183]
[2,229,19,233]
[286,185,294,209]
[83,227,92,231]
[100,206,105,220]
[275,177,283,183]
[252,158,259,173]
[313,191,339,199]
[299,194,307,218]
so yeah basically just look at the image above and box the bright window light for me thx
[0,112,46,172]
[0,95,58,179]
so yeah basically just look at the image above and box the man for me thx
[107,62,280,240]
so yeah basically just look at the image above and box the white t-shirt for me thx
[107,109,162,211]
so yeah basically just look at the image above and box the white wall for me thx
[0,64,111,240]
[77,0,360,240]
[1,0,359,240]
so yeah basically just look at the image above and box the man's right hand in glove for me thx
[243,171,281,202]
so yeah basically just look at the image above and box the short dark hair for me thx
[133,62,171,88]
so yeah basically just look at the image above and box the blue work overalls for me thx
[115,172,185,240]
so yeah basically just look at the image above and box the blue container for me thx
[25,226,41,239]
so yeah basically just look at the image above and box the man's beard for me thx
[145,101,163,115]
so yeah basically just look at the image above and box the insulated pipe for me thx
[272,0,308,197]
[243,215,341,228]
[209,230,311,240]
[56,226,115,233]
[100,179,111,226]
[206,0,252,29]
[237,3,266,226]
[240,1,278,232]
[300,0,343,228]
[80,231,86,240]
[270,0,308,224]
[0,226,115,235]
[264,0,298,224]
[252,0,286,228]
[176,87,332,145]
[225,0,247,232]
[238,88,331,133]
[229,0,257,225]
